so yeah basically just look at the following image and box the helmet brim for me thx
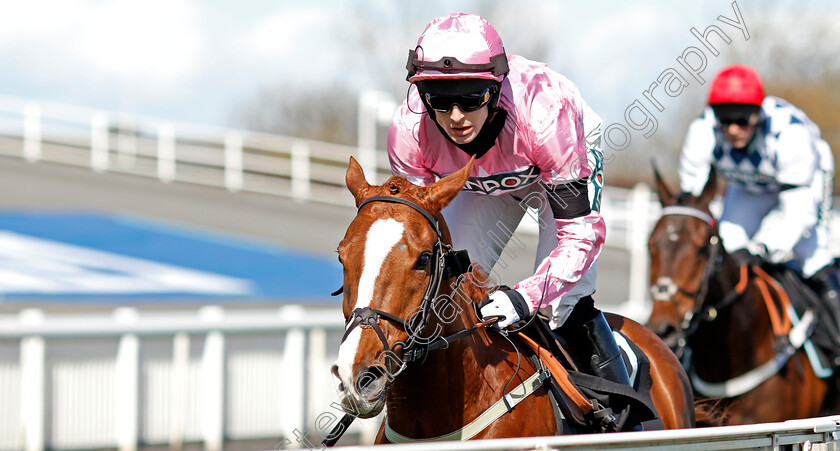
[409,72,504,83]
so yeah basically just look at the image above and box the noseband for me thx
[341,196,473,369]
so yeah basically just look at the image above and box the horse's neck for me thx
[385,279,503,436]
[695,257,776,372]
[385,315,489,438]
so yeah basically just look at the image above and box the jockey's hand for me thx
[730,248,763,268]
[479,288,532,328]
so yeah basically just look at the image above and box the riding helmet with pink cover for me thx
[406,13,509,83]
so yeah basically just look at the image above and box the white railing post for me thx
[357,91,396,185]
[279,306,306,446]
[91,113,109,172]
[20,309,45,451]
[117,115,137,168]
[157,124,176,183]
[291,142,310,201]
[306,328,326,431]
[169,332,190,451]
[626,183,652,319]
[224,131,243,192]
[114,308,139,451]
[200,307,225,451]
[358,92,378,185]
[23,104,41,162]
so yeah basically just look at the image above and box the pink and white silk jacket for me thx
[388,55,607,312]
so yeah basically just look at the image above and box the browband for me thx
[358,196,443,239]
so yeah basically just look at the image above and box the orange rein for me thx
[474,318,594,417]
[517,333,594,415]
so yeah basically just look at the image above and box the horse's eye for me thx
[414,252,432,270]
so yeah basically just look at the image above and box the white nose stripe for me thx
[356,218,405,310]
[332,218,405,394]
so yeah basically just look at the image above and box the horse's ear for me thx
[699,165,717,207]
[651,160,675,206]
[428,157,475,213]
[346,156,372,206]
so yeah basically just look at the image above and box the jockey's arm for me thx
[679,113,716,196]
[511,100,606,314]
[752,125,820,263]
[752,185,817,263]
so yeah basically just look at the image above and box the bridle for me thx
[339,195,475,372]
[652,205,726,357]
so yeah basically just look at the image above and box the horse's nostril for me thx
[330,364,346,393]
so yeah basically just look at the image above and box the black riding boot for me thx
[809,265,840,302]
[807,265,840,359]
[555,297,633,386]
[555,298,640,431]
[563,311,634,387]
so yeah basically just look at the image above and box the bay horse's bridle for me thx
[652,205,727,357]
[339,195,476,370]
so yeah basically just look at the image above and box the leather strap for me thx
[383,370,547,442]
[517,333,593,415]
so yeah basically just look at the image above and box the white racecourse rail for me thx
[0,306,355,451]
[1,93,840,450]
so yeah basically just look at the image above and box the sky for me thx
[0,0,835,140]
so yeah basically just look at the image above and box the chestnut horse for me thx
[645,167,837,424]
[329,157,695,443]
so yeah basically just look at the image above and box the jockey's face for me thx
[713,105,760,150]
[720,115,758,149]
[432,105,489,145]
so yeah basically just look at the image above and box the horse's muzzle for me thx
[330,364,388,419]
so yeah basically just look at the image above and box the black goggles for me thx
[422,87,492,113]
[718,114,758,127]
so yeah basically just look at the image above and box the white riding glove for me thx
[479,288,533,329]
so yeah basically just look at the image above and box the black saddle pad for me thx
[764,263,840,370]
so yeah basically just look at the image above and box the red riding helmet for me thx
[708,64,764,106]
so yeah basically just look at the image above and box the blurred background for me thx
[1,0,839,450]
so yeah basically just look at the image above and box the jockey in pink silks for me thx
[387,13,636,395]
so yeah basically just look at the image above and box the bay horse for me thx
[645,166,837,425]
[329,156,695,443]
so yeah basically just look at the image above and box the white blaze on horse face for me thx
[666,224,679,242]
[333,218,405,395]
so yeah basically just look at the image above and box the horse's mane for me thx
[451,264,498,307]
[676,191,696,205]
